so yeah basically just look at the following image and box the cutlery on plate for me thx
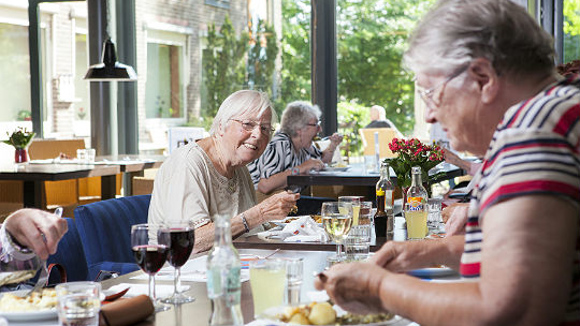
[103,287,130,302]
[23,207,63,297]
[262,249,281,259]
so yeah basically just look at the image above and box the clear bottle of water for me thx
[206,214,243,326]
[375,162,395,238]
[376,161,395,210]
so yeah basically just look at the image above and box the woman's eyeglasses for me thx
[306,121,322,128]
[417,64,470,109]
[230,119,275,136]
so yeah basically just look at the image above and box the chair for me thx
[293,196,335,216]
[359,128,399,159]
[74,195,151,280]
[46,218,90,283]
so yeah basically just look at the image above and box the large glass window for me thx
[563,0,580,63]
[145,42,184,119]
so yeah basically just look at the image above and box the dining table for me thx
[0,155,165,208]
[4,219,458,326]
[287,162,465,201]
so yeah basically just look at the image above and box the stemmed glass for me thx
[160,222,196,304]
[338,196,362,226]
[131,223,171,312]
[321,202,353,263]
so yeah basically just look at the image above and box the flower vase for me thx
[14,148,29,163]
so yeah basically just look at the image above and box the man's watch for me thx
[291,167,300,175]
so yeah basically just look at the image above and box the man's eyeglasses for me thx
[417,64,470,109]
[306,121,322,128]
[230,119,275,136]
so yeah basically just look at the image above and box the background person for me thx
[364,105,401,134]
[248,101,342,195]
[148,90,299,253]
[315,1,579,325]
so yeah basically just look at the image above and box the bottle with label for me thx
[206,214,243,326]
[376,161,395,210]
[406,166,428,210]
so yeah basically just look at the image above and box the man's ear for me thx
[469,58,499,104]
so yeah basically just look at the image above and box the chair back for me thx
[47,217,89,283]
[359,128,398,158]
[74,194,151,280]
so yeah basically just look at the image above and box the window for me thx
[563,0,580,63]
[146,42,185,119]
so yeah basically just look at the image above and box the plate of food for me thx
[0,289,58,321]
[321,164,350,172]
[407,266,457,278]
[259,301,400,325]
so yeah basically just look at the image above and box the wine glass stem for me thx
[336,241,342,257]
[174,267,182,295]
[149,274,156,302]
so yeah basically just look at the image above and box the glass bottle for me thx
[206,214,243,326]
[406,166,428,209]
[376,162,394,210]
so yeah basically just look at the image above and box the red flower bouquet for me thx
[385,138,445,189]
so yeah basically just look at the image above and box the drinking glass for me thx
[131,223,171,311]
[338,196,362,225]
[160,222,196,304]
[321,201,353,263]
[249,259,287,317]
[404,203,428,240]
[285,257,304,305]
[56,281,101,326]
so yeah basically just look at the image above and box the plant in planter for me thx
[384,138,445,195]
[4,127,36,163]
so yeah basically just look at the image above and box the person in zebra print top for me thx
[248,101,343,195]
[315,1,579,325]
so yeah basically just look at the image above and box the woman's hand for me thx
[314,261,388,315]
[4,208,68,260]
[299,159,324,174]
[257,191,300,222]
[328,133,343,147]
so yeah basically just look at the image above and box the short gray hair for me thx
[210,90,276,135]
[279,101,321,137]
[404,0,555,79]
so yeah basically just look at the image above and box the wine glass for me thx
[321,201,353,263]
[160,222,196,304]
[338,196,363,226]
[131,223,171,312]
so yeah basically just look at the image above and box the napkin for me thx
[99,295,153,326]
[258,216,328,242]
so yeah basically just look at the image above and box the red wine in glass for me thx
[160,224,196,304]
[165,228,195,268]
[132,244,169,275]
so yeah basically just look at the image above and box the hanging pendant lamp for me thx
[84,38,137,81]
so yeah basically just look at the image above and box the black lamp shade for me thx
[84,38,137,81]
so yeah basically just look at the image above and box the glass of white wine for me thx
[321,201,353,263]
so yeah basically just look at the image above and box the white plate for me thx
[259,304,401,326]
[0,309,58,321]
[407,266,456,278]
[0,290,58,322]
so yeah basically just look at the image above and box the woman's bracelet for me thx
[240,213,250,233]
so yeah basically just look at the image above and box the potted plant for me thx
[385,138,445,199]
[4,127,36,163]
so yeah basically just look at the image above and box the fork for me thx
[24,207,63,296]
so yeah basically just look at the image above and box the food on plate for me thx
[331,163,347,168]
[275,301,395,325]
[311,215,322,223]
[0,288,57,312]
[278,302,336,325]
[0,270,37,287]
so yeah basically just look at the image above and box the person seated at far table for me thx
[364,105,402,135]
[148,90,299,253]
[315,1,580,325]
[1,208,68,290]
[248,101,343,195]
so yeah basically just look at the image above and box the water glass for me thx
[344,235,370,261]
[427,197,444,229]
[56,281,101,326]
[249,259,287,317]
[285,258,303,305]
[338,196,363,225]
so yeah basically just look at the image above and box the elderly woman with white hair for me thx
[316,0,579,325]
[248,101,343,195]
[148,90,299,252]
